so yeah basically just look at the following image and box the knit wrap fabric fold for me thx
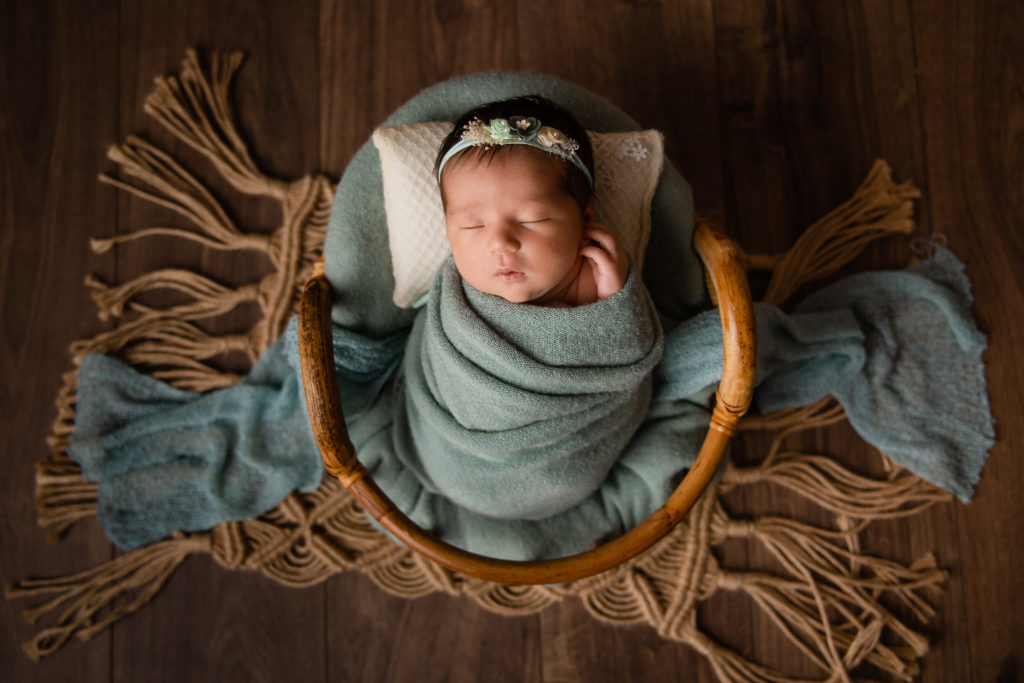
[398,260,665,520]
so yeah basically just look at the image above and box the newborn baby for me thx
[435,95,629,308]
[371,94,668,538]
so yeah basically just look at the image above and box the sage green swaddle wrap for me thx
[344,260,715,560]
[396,260,663,520]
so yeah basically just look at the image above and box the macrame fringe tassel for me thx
[34,48,332,552]
[740,515,946,615]
[706,399,948,681]
[731,396,951,521]
[46,371,79,456]
[86,270,259,322]
[6,534,206,661]
[721,570,928,682]
[702,642,815,683]
[726,452,951,520]
[722,515,944,677]
[68,317,243,386]
[738,397,846,434]
[124,321,252,365]
[83,47,333,379]
[34,454,97,542]
[144,49,286,199]
[682,615,816,683]
[757,159,920,305]
[96,135,270,253]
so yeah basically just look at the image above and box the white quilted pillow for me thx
[373,122,664,307]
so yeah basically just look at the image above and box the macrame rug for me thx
[9,51,954,682]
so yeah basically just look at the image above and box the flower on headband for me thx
[508,116,540,141]
[537,126,569,149]
[486,118,514,141]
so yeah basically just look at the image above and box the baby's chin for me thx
[472,280,552,304]
[501,289,572,307]
[486,287,542,304]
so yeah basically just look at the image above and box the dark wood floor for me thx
[2,1,1021,681]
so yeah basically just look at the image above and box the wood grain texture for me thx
[0,2,118,681]
[910,2,1024,681]
[1,0,1021,680]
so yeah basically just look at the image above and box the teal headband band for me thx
[437,116,594,187]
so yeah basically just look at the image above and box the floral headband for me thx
[436,116,594,187]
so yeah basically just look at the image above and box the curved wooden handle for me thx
[297,219,755,585]
[693,217,756,421]
[298,276,367,488]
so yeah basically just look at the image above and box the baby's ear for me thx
[583,198,596,222]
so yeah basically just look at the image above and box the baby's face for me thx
[441,148,587,304]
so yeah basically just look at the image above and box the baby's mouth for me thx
[495,268,525,282]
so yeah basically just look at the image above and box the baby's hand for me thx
[580,222,629,300]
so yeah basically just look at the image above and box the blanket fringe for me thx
[6,533,207,661]
[82,48,333,387]
[34,454,97,542]
[86,270,260,321]
[145,50,286,200]
[752,159,920,306]
[723,515,942,641]
[692,629,821,683]
[724,452,951,519]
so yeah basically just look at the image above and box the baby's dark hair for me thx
[434,95,595,211]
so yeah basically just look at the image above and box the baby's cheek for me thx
[447,247,471,279]
[448,237,470,263]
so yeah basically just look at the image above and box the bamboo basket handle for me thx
[297,218,755,585]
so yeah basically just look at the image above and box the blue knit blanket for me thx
[68,247,994,559]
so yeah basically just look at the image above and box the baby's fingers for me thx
[584,224,627,260]
[582,224,628,292]
[580,244,615,273]
[581,244,628,300]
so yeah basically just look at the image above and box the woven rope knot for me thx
[282,175,316,214]
[165,530,214,555]
[725,518,757,538]
[714,569,745,592]
[205,333,246,356]
[721,465,761,486]
[844,617,885,670]
[209,522,248,569]
[684,626,711,656]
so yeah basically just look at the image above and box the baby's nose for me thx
[488,225,520,252]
